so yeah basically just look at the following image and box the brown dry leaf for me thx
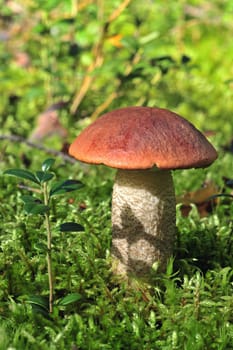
[29,103,68,142]
[106,34,123,48]
[177,180,219,217]
[13,52,31,68]
[6,0,24,14]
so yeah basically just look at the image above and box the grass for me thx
[0,154,233,349]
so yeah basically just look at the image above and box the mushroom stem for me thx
[111,169,176,277]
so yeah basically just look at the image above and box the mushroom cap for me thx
[69,106,218,170]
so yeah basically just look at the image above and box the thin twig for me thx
[70,0,132,115]
[88,48,142,120]
[43,182,53,314]
[0,134,76,164]
[89,91,117,121]
[70,33,105,114]
[107,0,132,23]
[77,0,94,12]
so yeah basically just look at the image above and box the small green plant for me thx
[4,158,84,315]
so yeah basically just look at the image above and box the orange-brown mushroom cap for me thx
[69,107,218,170]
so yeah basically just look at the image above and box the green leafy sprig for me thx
[4,158,84,314]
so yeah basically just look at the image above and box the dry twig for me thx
[70,0,132,115]
[0,134,76,164]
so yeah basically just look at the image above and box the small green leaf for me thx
[50,179,83,196]
[30,303,49,317]
[21,195,41,204]
[42,158,55,172]
[58,222,84,232]
[35,171,54,183]
[28,295,49,315]
[24,202,49,215]
[28,295,49,309]
[4,169,40,185]
[57,293,82,306]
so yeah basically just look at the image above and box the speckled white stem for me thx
[111,169,176,277]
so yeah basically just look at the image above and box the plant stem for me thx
[43,182,53,313]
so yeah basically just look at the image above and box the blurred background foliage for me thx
[0,0,233,143]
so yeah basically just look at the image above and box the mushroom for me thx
[69,107,217,277]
